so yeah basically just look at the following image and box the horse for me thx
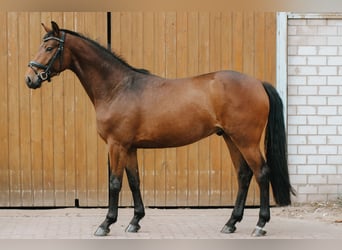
[25,21,295,237]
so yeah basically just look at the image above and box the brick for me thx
[327,116,342,125]
[327,20,342,25]
[318,165,337,174]
[298,125,317,134]
[307,56,327,65]
[327,76,342,85]
[288,66,317,75]
[318,145,338,154]
[318,185,338,194]
[307,115,327,125]
[297,165,317,174]
[288,19,307,25]
[288,26,297,35]
[307,76,326,85]
[308,175,327,184]
[318,46,337,55]
[318,26,338,35]
[287,125,298,135]
[290,175,307,184]
[319,86,338,95]
[328,175,342,184]
[297,46,317,55]
[317,106,337,115]
[298,86,318,95]
[288,86,298,95]
[307,194,328,202]
[288,96,307,105]
[308,135,327,144]
[327,135,342,144]
[308,96,327,105]
[297,106,316,115]
[288,135,306,144]
[288,145,298,154]
[307,155,326,165]
[296,26,318,35]
[307,20,327,26]
[328,36,342,45]
[327,96,342,105]
[298,145,317,154]
[287,106,297,115]
[288,76,307,85]
[288,46,298,55]
[288,56,307,65]
[318,66,337,76]
[288,155,306,165]
[328,56,342,65]
[288,115,306,125]
[327,155,342,164]
[318,125,337,135]
[298,185,318,194]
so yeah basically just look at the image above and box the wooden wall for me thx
[0,12,276,207]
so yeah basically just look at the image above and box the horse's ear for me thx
[41,23,51,33]
[51,21,60,36]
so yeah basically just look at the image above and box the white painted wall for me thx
[278,13,342,203]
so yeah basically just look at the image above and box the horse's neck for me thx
[68,35,129,105]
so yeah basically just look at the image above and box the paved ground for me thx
[0,206,341,239]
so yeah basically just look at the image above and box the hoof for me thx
[220,224,236,234]
[251,226,267,237]
[94,227,110,236]
[125,223,141,233]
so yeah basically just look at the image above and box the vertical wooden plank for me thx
[220,12,234,205]
[96,12,109,206]
[165,12,177,206]
[175,12,189,206]
[232,12,243,72]
[187,11,200,206]
[243,12,258,206]
[29,12,44,207]
[63,12,77,206]
[154,12,167,206]
[83,12,100,207]
[74,12,88,207]
[265,12,276,84]
[119,12,133,206]
[8,12,22,206]
[254,12,266,80]
[209,12,222,206]
[18,12,33,206]
[0,11,10,206]
[50,12,66,206]
[141,12,156,206]
[198,12,210,206]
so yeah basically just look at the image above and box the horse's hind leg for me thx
[124,148,145,233]
[236,144,270,237]
[221,135,253,234]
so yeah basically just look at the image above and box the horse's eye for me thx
[46,47,53,52]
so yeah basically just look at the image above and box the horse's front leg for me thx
[94,143,126,236]
[125,148,145,233]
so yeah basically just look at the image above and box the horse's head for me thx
[25,21,67,89]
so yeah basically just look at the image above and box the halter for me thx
[28,31,65,83]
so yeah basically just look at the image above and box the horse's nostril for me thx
[25,76,32,85]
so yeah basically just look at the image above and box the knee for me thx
[257,165,270,183]
[109,175,122,192]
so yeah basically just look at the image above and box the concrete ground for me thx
[0,206,341,239]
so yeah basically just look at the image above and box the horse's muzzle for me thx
[25,75,42,89]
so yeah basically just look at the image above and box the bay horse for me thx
[25,21,295,237]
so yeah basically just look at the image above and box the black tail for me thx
[262,82,296,206]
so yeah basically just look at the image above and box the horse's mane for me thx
[46,29,150,75]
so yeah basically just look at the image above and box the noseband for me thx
[28,32,65,83]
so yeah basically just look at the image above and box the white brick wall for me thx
[287,17,342,203]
